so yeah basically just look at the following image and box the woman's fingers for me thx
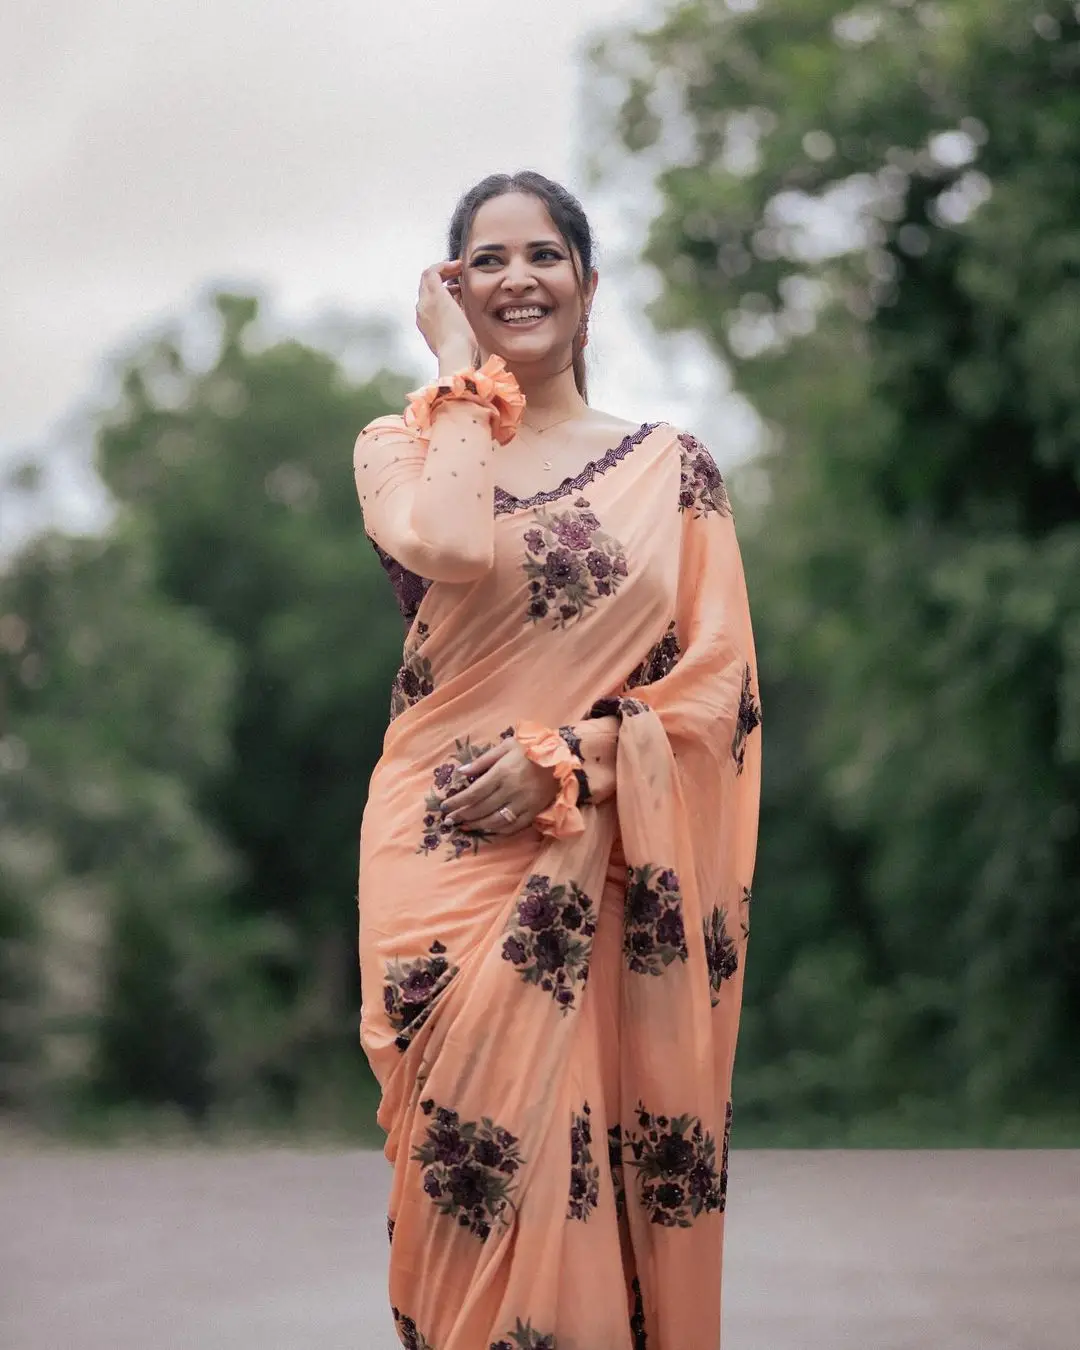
[463,742,512,778]
[444,769,504,822]
[467,798,532,836]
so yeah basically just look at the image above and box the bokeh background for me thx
[3,0,1079,1151]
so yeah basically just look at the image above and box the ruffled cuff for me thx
[404,354,526,447]
[515,719,586,838]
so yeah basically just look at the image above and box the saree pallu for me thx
[357,420,761,1350]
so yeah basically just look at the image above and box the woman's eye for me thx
[471,250,562,266]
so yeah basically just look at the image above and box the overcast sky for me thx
[2,0,756,539]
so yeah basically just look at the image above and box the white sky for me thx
[2,0,757,541]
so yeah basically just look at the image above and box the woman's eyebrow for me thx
[470,239,563,254]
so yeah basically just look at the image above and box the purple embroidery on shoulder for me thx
[369,539,432,623]
[494,422,662,517]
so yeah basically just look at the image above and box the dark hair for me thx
[447,170,594,400]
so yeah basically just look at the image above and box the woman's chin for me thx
[484,332,563,367]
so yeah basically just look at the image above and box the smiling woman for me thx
[351,170,762,1349]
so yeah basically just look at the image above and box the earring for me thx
[579,314,590,351]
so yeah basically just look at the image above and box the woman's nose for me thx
[502,260,537,292]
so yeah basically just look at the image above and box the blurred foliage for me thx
[2,1,1080,1144]
[590,0,1080,1133]
[1,295,410,1133]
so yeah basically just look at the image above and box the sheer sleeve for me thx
[353,402,499,584]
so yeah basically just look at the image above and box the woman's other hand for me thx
[416,259,477,367]
[441,739,557,836]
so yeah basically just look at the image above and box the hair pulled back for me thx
[447,170,594,401]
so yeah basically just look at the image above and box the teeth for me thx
[499,307,547,321]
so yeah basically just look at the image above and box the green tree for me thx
[92,293,414,1119]
[0,529,241,1116]
[592,0,1080,1132]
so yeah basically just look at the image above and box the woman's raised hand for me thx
[416,259,477,366]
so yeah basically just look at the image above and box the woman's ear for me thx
[585,267,599,316]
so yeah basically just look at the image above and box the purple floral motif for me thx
[371,539,433,623]
[557,725,592,806]
[702,907,739,1007]
[489,1321,558,1350]
[418,736,496,860]
[732,663,762,775]
[740,886,752,940]
[521,505,629,629]
[390,621,434,721]
[625,1103,725,1228]
[412,1100,524,1242]
[720,1100,733,1212]
[626,621,682,691]
[623,865,689,977]
[567,1102,601,1221]
[383,940,457,1050]
[630,1276,647,1349]
[502,874,597,1013]
[608,1123,626,1220]
[387,1214,395,1245]
[392,1306,435,1350]
[587,694,650,722]
[677,432,732,519]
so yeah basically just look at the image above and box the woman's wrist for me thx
[437,342,476,376]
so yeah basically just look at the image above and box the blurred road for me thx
[2,1147,1078,1349]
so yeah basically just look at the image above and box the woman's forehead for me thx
[466,192,562,249]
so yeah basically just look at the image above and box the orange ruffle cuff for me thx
[404,354,526,447]
[515,719,586,839]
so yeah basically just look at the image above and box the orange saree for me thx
[355,404,761,1350]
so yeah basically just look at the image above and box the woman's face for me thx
[458,192,596,372]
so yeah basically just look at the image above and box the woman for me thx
[354,170,761,1350]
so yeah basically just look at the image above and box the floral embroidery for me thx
[521,502,629,629]
[608,1123,626,1220]
[558,726,592,804]
[383,940,457,1050]
[702,908,739,1006]
[740,886,752,940]
[624,865,689,976]
[392,1307,435,1350]
[557,725,582,759]
[413,1099,523,1242]
[720,1100,733,1211]
[567,1102,601,1221]
[419,736,498,860]
[626,621,682,690]
[387,1214,395,1245]
[489,1320,557,1350]
[625,1104,725,1228]
[677,432,732,518]
[587,694,649,722]
[732,663,761,775]
[502,874,597,1013]
[390,621,434,720]
[371,539,433,623]
[630,1276,647,1349]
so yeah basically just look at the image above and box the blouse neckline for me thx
[492,421,663,517]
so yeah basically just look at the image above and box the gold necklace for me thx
[517,411,581,470]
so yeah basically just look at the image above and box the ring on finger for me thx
[497,805,516,825]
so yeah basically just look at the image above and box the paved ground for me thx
[2,1147,1078,1349]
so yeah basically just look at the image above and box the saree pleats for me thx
[357,422,760,1349]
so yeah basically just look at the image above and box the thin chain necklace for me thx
[517,410,583,471]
